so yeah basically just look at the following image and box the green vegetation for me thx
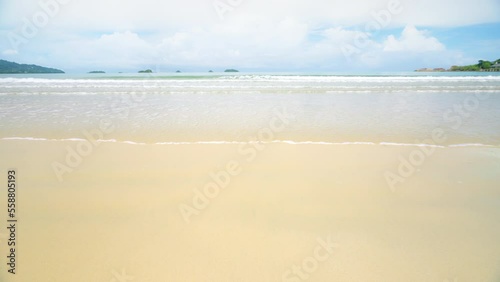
[450,59,500,71]
[88,71,105,73]
[224,69,239,72]
[0,59,64,74]
[138,69,153,73]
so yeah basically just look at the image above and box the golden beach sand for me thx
[0,140,499,281]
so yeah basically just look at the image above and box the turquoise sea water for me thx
[1,72,499,146]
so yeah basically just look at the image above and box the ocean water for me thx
[1,73,499,146]
[1,73,500,282]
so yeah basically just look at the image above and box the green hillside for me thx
[0,59,64,74]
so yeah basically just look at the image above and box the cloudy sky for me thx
[0,0,499,72]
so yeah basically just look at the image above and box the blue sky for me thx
[0,0,499,73]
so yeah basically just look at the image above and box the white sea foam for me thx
[448,143,495,147]
[2,137,52,141]
[1,74,499,96]
[2,137,497,148]
[379,142,446,148]
[1,75,500,84]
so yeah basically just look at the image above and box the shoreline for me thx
[1,137,499,148]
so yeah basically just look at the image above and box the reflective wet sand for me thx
[1,140,499,281]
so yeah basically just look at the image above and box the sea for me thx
[1,72,499,147]
[1,72,500,282]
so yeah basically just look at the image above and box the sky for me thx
[0,0,499,73]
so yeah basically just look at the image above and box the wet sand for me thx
[0,140,499,281]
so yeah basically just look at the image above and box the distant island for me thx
[0,59,64,74]
[450,59,500,71]
[416,59,500,72]
[224,69,239,72]
[88,71,105,74]
[415,68,447,72]
[138,69,153,73]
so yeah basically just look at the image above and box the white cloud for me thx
[10,25,454,72]
[1,0,496,71]
[395,0,500,27]
[383,25,445,52]
[2,49,18,56]
[313,25,457,70]
[2,0,499,31]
